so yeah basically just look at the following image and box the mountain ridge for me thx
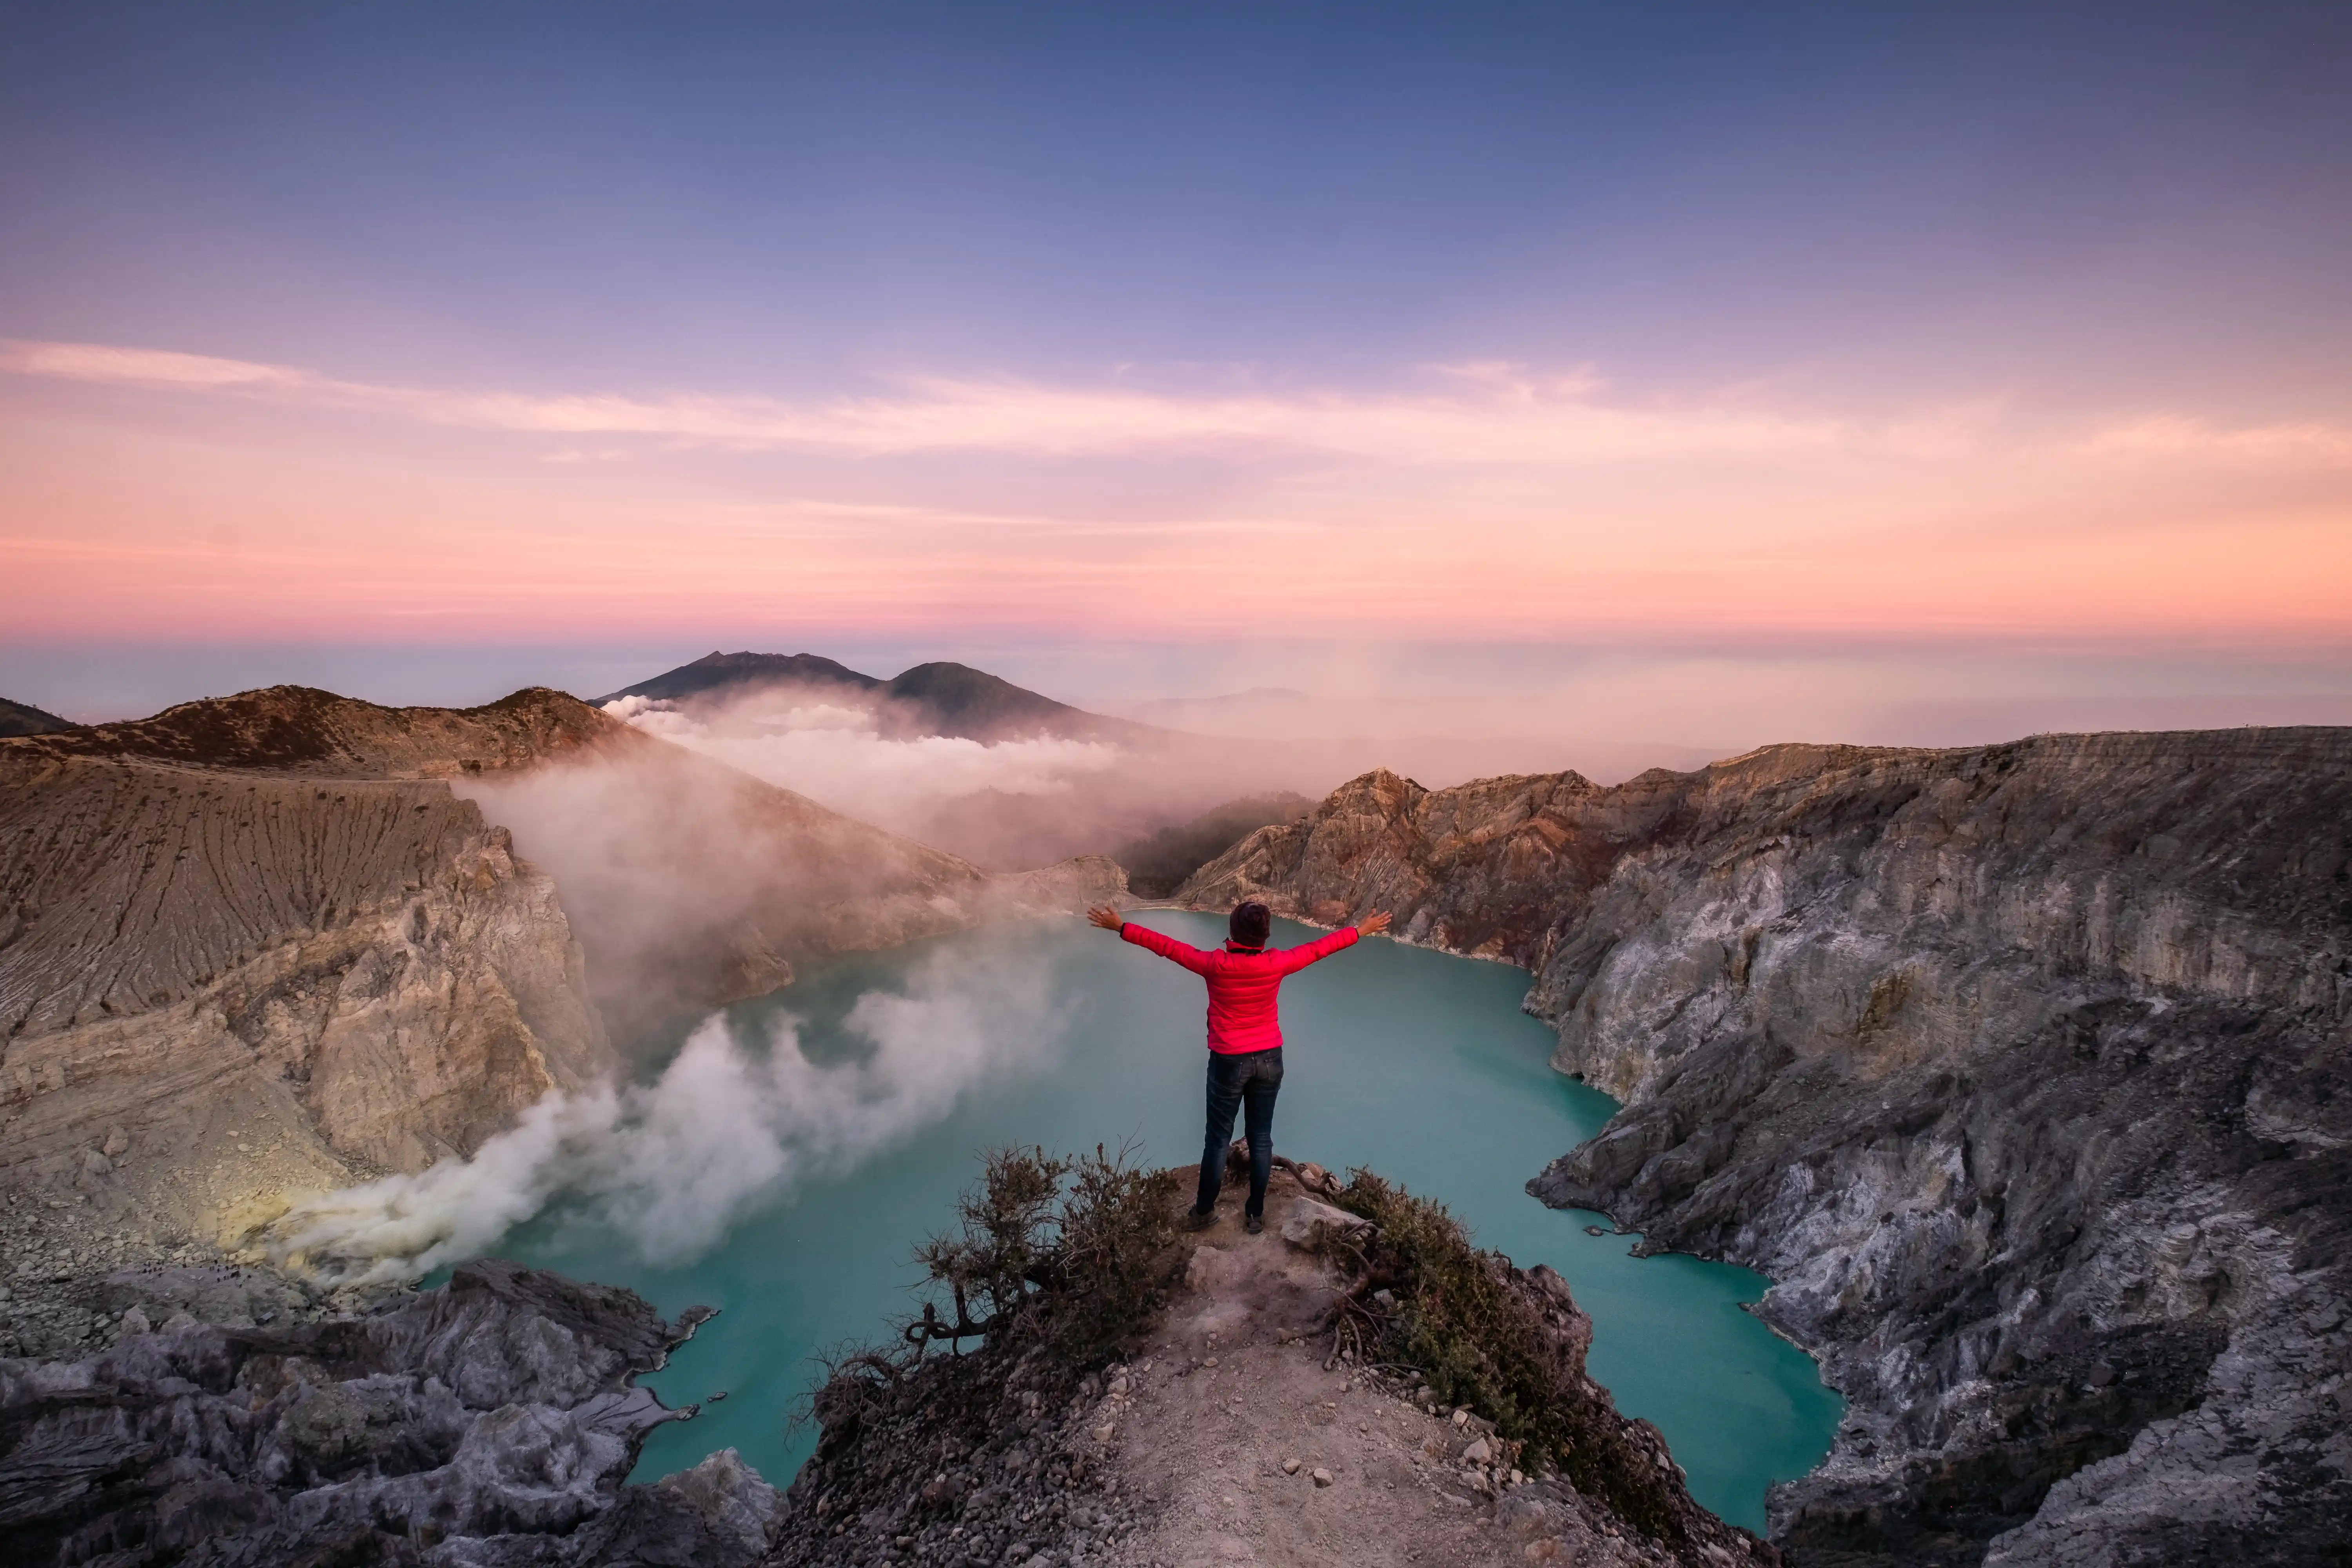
[597,651,882,705]
[5,683,633,777]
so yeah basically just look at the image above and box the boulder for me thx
[1278,1198,1371,1250]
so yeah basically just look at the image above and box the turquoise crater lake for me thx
[493,911,1839,1533]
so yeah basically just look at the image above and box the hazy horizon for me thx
[7,637,2350,765]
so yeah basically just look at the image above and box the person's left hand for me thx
[1358,910,1393,936]
[1086,905,1123,930]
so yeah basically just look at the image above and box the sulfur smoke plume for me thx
[270,942,1066,1285]
[451,735,1010,1047]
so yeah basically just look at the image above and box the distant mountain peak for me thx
[598,652,881,706]
[881,661,1098,739]
[597,652,1159,745]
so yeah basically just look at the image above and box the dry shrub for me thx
[1326,1168,1693,1543]
[906,1143,1182,1388]
[1041,1145,1186,1366]
[911,1145,1068,1345]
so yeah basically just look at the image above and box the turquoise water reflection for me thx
[494,911,1837,1532]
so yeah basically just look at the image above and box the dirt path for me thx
[1105,1169,1742,1568]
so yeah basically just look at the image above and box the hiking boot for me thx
[1183,1208,1217,1232]
[1245,1212,1264,1235]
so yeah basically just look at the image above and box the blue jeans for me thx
[1197,1047,1283,1218]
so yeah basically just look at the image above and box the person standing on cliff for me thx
[1086,899,1392,1234]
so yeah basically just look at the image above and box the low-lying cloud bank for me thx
[587,684,1733,871]
[595,685,1267,869]
[270,944,1065,1285]
[603,691,1124,840]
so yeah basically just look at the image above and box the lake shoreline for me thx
[500,912,1839,1532]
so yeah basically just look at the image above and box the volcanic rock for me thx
[0,743,615,1260]
[0,1257,771,1568]
[1178,729,2352,1563]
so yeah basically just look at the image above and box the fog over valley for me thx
[583,650,1736,873]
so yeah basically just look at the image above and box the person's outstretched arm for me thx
[1088,905,1216,975]
[1276,909,1391,975]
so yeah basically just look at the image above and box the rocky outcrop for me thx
[5,682,1124,1031]
[1112,791,1316,898]
[775,1162,1768,1568]
[1,749,615,1265]
[1178,730,2352,1564]
[0,684,634,1243]
[0,1257,777,1568]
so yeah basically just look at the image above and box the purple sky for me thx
[4,2,2348,744]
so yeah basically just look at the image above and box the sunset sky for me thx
[4,3,2349,744]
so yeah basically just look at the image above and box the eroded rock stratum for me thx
[0,748,617,1244]
[1180,728,2352,1564]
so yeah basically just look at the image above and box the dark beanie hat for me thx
[1229,900,1272,947]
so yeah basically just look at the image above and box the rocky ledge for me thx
[0,1258,776,1568]
[773,1154,1769,1568]
[1179,730,2352,1564]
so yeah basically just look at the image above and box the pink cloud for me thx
[0,338,1859,462]
[2,339,2347,648]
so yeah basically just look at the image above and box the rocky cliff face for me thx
[0,1257,776,1568]
[0,748,615,1265]
[0,685,636,1238]
[1178,730,2352,1564]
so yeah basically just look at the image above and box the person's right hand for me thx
[1358,910,1393,937]
[1086,905,1123,930]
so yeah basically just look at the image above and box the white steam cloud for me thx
[602,693,1123,838]
[271,942,1065,1285]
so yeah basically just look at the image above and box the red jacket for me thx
[1120,922,1361,1054]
